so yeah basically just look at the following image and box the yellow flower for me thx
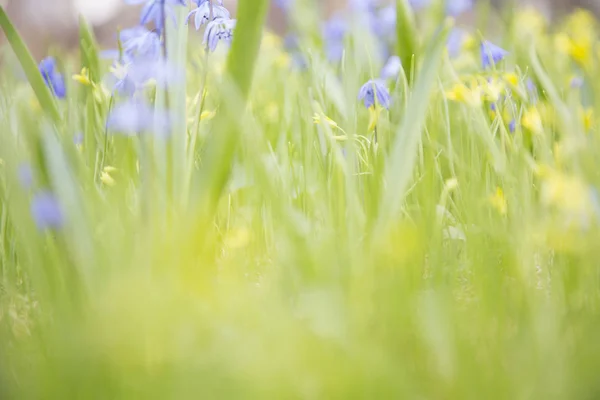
[313,113,339,129]
[200,110,216,121]
[480,78,505,102]
[503,72,519,87]
[72,67,91,86]
[581,108,594,132]
[522,107,543,135]
[489,187,507,215]
[541,170,593,217]
[445,83,481,107]
[100,166,117,187]
[514,8,546,37]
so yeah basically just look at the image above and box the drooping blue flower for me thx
[39,57,66,99]
[17,163,33,189]
[204,18,237,52]
[358,79,391,109]
[31,191,64,231]
[381,55,402,80]
[120,26,161,61]
[107,100,171,136]
[125,0,187,33]
[186,1,230,30]
[480,40,508,69]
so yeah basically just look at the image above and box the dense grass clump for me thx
[0,0,600,397]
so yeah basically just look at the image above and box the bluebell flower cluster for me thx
[186,0,236,52]
[39,57,66,99]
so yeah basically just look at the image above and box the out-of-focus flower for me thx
[107,100,170,136]
[570,76,584,88]
[74,132,84,146]
[445,83,481,107]
[508,119,516,133]
[187,1,230,30]
[358,79,391,109]
[409,0,472,15]
[522,107,543,135]
[489,187,507,215]
[17,163,33,189]
[581,108,594,132]
[100,166,118,187]
[31,191,63,231]
[120,26,161,61]
[125,0,187,33]
[480,40,508,69]
[372,6,396,40]
[39,57,66,99]
[381,56,402,80]
[204,18,237,52]
[322,16,346,62]
[274,0,293,12]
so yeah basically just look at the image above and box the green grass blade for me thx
[373,20,451,241]
[78,15,101,83]
[0,6,61,124]
[396,0,419,80]
[197,0,270,214]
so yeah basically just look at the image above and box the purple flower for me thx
[447,29,466,58]
[107,100,171,136]
[481,40,508,69]
[187,1,230,30]
[322,16,347,62]
[358,79,391,109]
[18,163,33,189]
[125,0,187,33]
[381,55,401,80]
[509,119,516,133]
[120,26,161,61]
[204,18,237,52]
[74,132,84,146]
[274,0,293,12]
[372,6,396,39]
[31,191,64,231]
[570,76,584,88]
[39,57,66,99]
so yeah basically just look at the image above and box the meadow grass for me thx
[1,1,600,398]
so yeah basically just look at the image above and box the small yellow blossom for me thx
[522,107,543,135]
[313,113,339,128]
[72,67,91,86]
[581,108,594,132]
[503,73,519,87]
[100,166,117,187]
[489,187,507,215]
[445,178,459,191]
[541,170,593,217]
[445,83,481,107]
[201,110,216,121]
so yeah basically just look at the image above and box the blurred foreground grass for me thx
[1,1,600,398]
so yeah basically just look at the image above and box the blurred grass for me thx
[0,2,600,399]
